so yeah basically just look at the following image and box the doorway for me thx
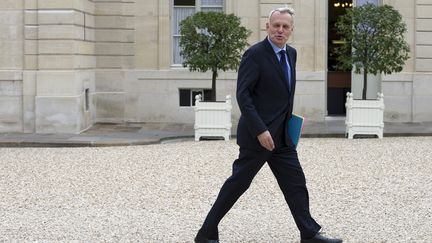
[327,0,352,115]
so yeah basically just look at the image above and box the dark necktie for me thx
[279,50,291,90]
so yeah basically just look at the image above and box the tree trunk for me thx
[362,67,367,100]
[362,47,368,100]
[211,70,217,101]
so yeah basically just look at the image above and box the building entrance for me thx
[327,0,352,115]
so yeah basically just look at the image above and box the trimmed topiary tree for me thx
[335,3,410,100]
[179,11,251,101]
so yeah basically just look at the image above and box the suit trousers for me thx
[200,145,321,240]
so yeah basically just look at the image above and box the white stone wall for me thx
[382,73,413,122]
[0,2,24,132]
[382,71,432,123]
[378,0,432,122]
[118,70,325,124]
[93,0,135,123]
[21,0,96,133]
[413,0,432,121]
[124,70,239,124]
[0,72,23,132]
[294,72,326,121]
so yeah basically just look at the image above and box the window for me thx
[173,0,224,65]
[179,89,212,106]
[356,0,379,6]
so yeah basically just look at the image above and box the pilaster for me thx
[93,0,136,123]
[23,0,96,133]
[0,1,24,132]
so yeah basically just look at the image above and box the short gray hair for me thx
[268,6,295,22]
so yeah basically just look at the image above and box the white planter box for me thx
[345,92,385,139]
[194,95,232,141]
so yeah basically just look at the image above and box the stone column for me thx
[0,1,24,132]
[93,0,136,123]
[23,0,96,133]
[413,0,432,121]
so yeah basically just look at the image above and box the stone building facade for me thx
[0,0,431,134]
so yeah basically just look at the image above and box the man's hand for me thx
[257,131,275,151]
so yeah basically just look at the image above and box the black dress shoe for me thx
[301,232,342,243]
[194,231,220,243]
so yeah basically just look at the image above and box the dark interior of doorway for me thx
[327,0,352,115]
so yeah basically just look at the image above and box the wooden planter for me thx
[194,95,232,141]
[345,92,385,139]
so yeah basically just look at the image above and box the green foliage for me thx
[179,11,251,101]
[335,4,410,99]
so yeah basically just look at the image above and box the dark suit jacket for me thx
[236,38,297,150]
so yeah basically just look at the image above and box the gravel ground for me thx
[0,137,431,242]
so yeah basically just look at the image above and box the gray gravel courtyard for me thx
[1,137,431,242]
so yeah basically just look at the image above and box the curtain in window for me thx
[173,1,223,65]
[201,0,223,12]
[173,7,195,64]
[356,0,379,6]
[201,0,223,5]
[173,37,183,64]
[201,7,223,12]
[173,7,195,35]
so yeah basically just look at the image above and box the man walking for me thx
[195,7,342,243]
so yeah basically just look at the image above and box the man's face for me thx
[266,11,294,48]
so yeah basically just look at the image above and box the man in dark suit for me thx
[195,7,342,243]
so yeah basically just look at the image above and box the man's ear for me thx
[265,22,269,30]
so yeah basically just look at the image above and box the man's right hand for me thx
[257,130,275,151]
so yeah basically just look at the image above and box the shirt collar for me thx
[267,36,287,54]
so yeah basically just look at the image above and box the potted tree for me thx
[179,11,251,140]
[335,3,410,138]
